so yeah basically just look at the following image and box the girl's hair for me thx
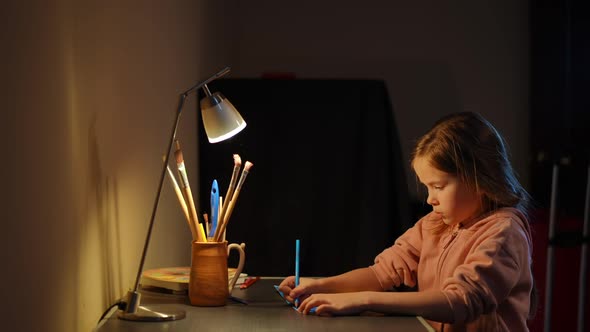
[411,112,531,218]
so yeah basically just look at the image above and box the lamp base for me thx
[117,290,185,322]
[117,305,186,322]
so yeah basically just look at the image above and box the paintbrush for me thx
[214,161,253,242]
[218,154,241,232]
[165,162,197,241]
[174,140,206,242]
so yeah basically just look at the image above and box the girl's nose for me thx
[427,193,438,206]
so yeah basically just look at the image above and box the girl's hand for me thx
[278,276,317,304]
[277,276,296,303]
[297,292,369,316]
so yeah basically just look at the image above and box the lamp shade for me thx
[200,92,246,143]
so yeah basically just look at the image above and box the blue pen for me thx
[295,239,300,306]
[209,179,219,238]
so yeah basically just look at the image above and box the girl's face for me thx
[413,156,483,226]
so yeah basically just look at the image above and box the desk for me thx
[96,278,433,331]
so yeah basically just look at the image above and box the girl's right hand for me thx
[278,276,318,305]
[277,276,296,302]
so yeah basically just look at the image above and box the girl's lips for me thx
[432,212,444,220]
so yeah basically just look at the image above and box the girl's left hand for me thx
[297,292,369,316]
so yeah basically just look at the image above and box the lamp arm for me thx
[130,66,232,294]
[130,93,186,293]
[182,66,230,96]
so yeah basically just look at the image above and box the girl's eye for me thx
[433,186,443,190]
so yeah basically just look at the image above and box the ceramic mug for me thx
[189,241,245,306]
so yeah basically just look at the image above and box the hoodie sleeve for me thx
[441,214,532,324]
[369,219,424,290]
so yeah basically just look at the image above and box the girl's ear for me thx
[476,187,487,197]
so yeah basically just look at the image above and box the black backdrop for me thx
[197,78,411,277]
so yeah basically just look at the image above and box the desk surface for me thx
[96,278,434,332]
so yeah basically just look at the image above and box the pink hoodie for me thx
[370,208,533,332]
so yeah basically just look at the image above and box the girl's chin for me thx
[442,217,458,226]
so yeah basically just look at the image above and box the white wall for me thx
[232,0,530,198]
[0,1,235,331]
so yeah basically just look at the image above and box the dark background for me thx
[199,79,410,277]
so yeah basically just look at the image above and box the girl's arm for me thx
[365,289,453,322]
[313,267,384,293]
[298,289,454,322]
[280,267,383,303]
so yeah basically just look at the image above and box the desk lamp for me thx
[117,66,246,321]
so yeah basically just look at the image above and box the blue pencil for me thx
[209,179,219,237]
[295,239,300,306]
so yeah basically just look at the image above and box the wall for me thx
[0,1,235,331]
[231,0,530,200]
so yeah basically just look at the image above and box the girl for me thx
[279,112,536,331]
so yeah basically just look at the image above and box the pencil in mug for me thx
[203,213,210,237]
[218,154,241,230]
[218,196,226,241]
[165,161,198,241]
[197,222,207,243]
[214,161,253,242]
[174,140,207,242]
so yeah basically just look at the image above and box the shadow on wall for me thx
[87,117,124,313]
